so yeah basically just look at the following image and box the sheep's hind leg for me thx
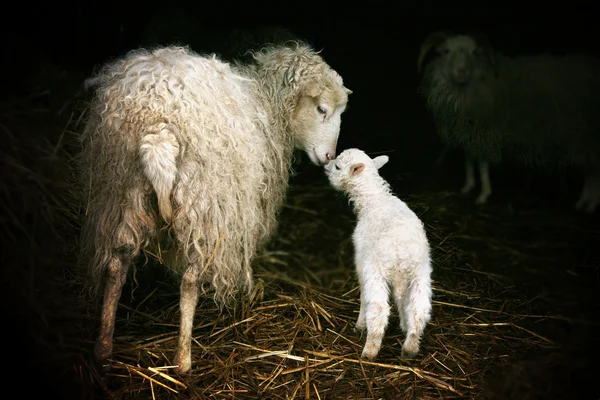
[475,160,492,205]
[94,251,130,365]
[575,171,600,214]
[173,264,200,373]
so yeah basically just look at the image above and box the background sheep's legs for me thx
[476,160,492,205]
[432,145,450,169]
[94,252,130,364]
[460,156,476,195]
[360,276,391,360]
[401,270,432,358]
[575,170,600,213]
[173,264,200,373]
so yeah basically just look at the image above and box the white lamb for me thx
[325,148,433,359]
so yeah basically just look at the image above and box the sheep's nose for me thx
[456,67,469,78]
[326,153,334,161]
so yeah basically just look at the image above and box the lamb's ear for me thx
[351,163,365,176]
[373,155,389,170]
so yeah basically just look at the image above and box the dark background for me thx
[2,1,599,398]
[6,0,598,182]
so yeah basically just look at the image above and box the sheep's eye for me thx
[317,105,327,114]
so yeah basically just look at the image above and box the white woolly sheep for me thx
[325,148,433,359]
[417,31,600,212]
[79,43,352,373]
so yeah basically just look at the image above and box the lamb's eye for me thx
[317,105,327,114]
[335,164,340,170]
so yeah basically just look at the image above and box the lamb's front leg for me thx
[174,264,200,373]
[475,160,492,205]
[360,275,391,360]
[354,275,366,335]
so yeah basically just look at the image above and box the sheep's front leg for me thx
[360,277,391,360]
[174,264,200,373]
[460,156,476,195]
[475,160,492,205]
[575,171,600,213]
[94,252,130,364]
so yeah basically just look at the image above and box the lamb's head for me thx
[417,31,496,88]
[253,42,352,165]
[324,148,389,192]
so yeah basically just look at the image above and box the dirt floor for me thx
[2,57,600,400]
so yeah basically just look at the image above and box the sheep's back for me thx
[81,47,286,298]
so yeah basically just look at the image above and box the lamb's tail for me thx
[139,123,180,223]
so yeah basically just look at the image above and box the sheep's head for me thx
[254,43,352,165]
[291,73,352,165]
[324,148,389,192]
[417,31,496,87]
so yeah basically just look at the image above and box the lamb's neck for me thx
[347,176,392,214]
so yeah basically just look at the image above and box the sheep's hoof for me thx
[174,349,192,374]
[460,185,474,195]
[475,193,490,205]
[575,199,598,214]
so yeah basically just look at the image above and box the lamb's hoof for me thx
[361,348,378,360]
[401,336,420,358]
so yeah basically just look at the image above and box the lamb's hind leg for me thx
[401,269,432,358]
[360,276,391,360]
[575,170,600,213]
[173,264,200,373]
[95,251,130,364]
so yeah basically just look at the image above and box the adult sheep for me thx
[417,30,600,213]
[79,42,351,373]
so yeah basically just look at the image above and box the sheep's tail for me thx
[139,123,180,223]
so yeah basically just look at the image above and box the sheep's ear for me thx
[351,163,365,176]
[417,30,454,74]
[373,155,389,170]
[305,81,321,97]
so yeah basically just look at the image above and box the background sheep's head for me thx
[325,148,389,192]
[417,31,496,88]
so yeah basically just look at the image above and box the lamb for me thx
[324,148,433,359]
[79,43,352,373]
[417,30,600,212]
